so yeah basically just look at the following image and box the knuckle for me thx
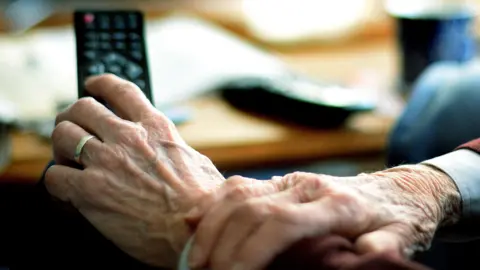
[291,185,315,203]
[118,124,149,146]
[225,185,253,201]
[146,113,177,131]
[284,172,317,187]
[51,121,72,142]
[301,174,329,190]
[74,97,97,111]
[225,175,250,186]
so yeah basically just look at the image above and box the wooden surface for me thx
[2,95,394,180]
[0,9,399,182]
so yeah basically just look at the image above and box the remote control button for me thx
[85,31,96,40]
[107,64,122,75]
[100,32,111,41]
[104,53,118,64]
[84,13,95,29]
[130,42,142,50]
[87,63,105,75]
[130,51,143,61]
[126,63,143,79]
[114,42,127,50]
[129,33,140,40]
[133,79,146,89]
[99,15,110,30]
[100,42,112,50]
[113,15,126,29]
[104,52,128,66]
[113,32,126,40]
[128,14,138,29]
[84,51,96,60]
[85,42,98,49]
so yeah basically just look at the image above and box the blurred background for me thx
[1,0,479,178]
[2,0,480,269]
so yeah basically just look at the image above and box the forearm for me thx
[421,149,480,240]
[375,164,461,228]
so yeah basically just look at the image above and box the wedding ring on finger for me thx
[74,135,96,165]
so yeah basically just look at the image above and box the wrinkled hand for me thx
[45,74,224,267]
[188,166,461,270]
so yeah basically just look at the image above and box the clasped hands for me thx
[45,74,461,270]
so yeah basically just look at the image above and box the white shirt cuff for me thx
[177,235,195,270]
[422,149,480,235]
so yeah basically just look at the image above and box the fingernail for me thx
[84,75,100,85]
[188,243,203,268]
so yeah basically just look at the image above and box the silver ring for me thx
[74,135,95,164]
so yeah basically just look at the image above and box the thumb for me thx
[354,229,406,257]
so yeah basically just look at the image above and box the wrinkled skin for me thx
[45,74,224,267]
[188,166,460,270]
[45,74,461,270]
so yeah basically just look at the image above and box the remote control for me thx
[74,10,153,102]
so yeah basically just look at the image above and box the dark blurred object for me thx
[268,235,430,270]
[220,76,375,129]
[0,124,11,174]
[387,61,480,167]
[391,7,476,94]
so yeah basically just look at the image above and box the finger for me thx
[56,96,121,141]
[210,189,304,270]
[232,197,358,270]
[52,121,104,167]
[210,199,269,270]
[44,164,83,205]
[85,74,154,121]
[188,179,283,268]
[232,211,307,270]
[355,229,405,255]
[209,189,299,270]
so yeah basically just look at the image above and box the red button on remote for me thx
[84,14,95,24]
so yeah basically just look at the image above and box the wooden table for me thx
[0,10,399,182]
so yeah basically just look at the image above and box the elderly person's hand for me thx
[44,74,224,268]
[188,165,461,270]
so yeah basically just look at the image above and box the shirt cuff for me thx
[422,149,480,239]
[178,235,195,270]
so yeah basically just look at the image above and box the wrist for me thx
[380,164,461,227]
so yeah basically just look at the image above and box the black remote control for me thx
[74,10,153,102]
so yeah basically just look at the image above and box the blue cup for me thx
[391,7,477,93]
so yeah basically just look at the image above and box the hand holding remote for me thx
[45,74,225,267]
